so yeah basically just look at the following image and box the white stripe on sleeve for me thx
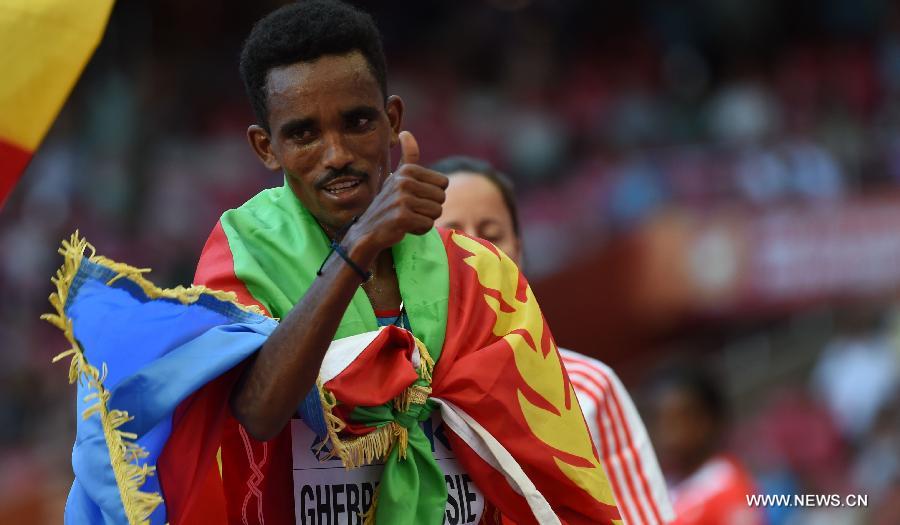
[561,348,675,524]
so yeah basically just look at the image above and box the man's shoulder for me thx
[221,185,289,224]
[215,185,318,247]
[198,184,298,269]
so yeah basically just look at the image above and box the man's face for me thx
[248,51,401,235]
[651,385,719,479]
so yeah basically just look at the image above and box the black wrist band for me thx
[330,240,372,282]
[316,215,370,282]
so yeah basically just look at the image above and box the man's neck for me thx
[362,249,401,312]
[315,212,359,242]
[321,223,347,242]
[371,249,394,275]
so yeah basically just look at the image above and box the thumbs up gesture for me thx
[347,131,448,255]
[398,129,421,166]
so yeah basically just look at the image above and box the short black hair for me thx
[653,365,728,425]
[239,0,388,130]
[430,156,521,236]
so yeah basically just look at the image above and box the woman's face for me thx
[436,172,522,265]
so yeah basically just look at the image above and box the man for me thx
[432,155,675,525]
[649,367,765,525]
[189,1,619,524]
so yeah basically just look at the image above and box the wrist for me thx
[343,226,379,269]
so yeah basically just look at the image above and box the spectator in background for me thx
[432,155,674,525]
[648,365,766,525]
[812,310,899,442]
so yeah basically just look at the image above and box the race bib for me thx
[291,414,485,525]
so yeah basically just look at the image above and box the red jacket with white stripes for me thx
[560,349,675,525]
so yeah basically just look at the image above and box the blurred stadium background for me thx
[1,0,898,523]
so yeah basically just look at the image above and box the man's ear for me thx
[386,95,404,147]
[247,125,281,171]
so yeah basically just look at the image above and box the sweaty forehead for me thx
[265,51,381,114]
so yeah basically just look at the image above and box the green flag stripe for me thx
[218,179,451,524]
[220,179,448,356]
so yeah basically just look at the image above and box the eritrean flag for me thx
[0,0,114,207]
[192,181,621,524]
[48,180,621,523]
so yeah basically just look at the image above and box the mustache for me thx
[315,166,369,189]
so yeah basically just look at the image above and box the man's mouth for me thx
[322,177,364,195]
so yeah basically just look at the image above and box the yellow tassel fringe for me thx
[41,232,268,524]
[415,338,435,384]
[316,333,437,471]
[394,385,432,414]
[314,329,440,520]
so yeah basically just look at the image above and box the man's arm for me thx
[230,131,448,441]
[229,231,375,440]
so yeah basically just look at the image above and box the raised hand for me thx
[348,131,448,256]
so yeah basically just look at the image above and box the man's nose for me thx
[322,132,354,170]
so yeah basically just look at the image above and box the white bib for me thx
[291,413,485,525]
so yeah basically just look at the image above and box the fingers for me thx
[409,223,434,236]
[398,131,419,166]
[415,168,449,189]
[395,164,449,189]
[365,130,447,242]
[408,196,444,220]
[401,176,445,203]
[387,178,443,219]
[405,212,437,236]
[395,130,449,189]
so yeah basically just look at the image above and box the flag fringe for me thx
[316,382,399,468]
[40,232,162,525]
[415,338,435,384]
[314,333,437,522]
[41,231,270,524]
[91,262,266,317]
[393,384,431,414]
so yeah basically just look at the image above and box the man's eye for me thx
[350,117,373,131]
[291,129,315,142]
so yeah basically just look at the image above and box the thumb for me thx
[398,130,420,167]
